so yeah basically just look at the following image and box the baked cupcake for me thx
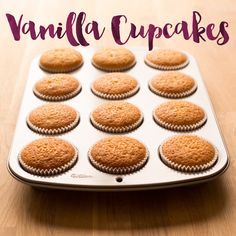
[90,101,143,133]
[27,104,79,135]
[89,136,148,174]
[149,72,197,98]
[159,135,218,172]
[19,138,78,176]
[39,48,83,73]
[33,74,81,101]
[145,49,189,70]
[92,47,136,71]
[91,73,139,99]
[153,101,207,131]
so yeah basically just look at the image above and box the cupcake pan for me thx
[7,47,229,191]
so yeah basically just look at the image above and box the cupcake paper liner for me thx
[33,83,82,101]
[88,144,149,175]
[159,138,218,172]
[91,84,140,100]
[27,111,80,135]
[144,57,189,71]
[39,61,84,73]
[91,60,136,72]
[148,80,197,99]
[18,145,78,176]
[90,112,144,133]
[153,109,207,132]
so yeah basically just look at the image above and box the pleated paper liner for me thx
[39,61,84,73]
[90,113,144,133]
[88,144,149,175]
[148,80,197,98]
[91,84,140,100]
[26,111,80,135]
[153,109,207,132]
[33,83,82,101]
[144,57,189,70]
[159,138,218,172]
[91,60,136,72]
[18,145,78,176]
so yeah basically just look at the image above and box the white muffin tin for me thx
[7,47,229,191]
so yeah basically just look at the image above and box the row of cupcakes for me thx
[26,100,207,135]
[39,47,189,73]
[19,135,218,176]
[33,71,197,102]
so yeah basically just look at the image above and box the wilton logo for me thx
[6,11,229,50]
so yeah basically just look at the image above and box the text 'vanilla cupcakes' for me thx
[145,49,189,70]
[27,104,80,135]
[92,47,136,71]
[159,135,218,172]
[91,73,139,99]
[153,101,207,131]
[149,72,197,98]
[19,138,78,176]
[89,136,148,174]
[33,74,81,101]
[39,48,83,73]
[90,101,143,133]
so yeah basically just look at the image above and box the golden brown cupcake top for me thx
[92,47,136,71]
[160,135,216,167]
[92,73,138,96]
[28,104,78,130]
[34,74,80,98]
[149,72,196,97]
[145,49,188,68]
[90,136,147,168]
[39,48,83,72]
[91,101,142,128]
[20,138,76,170]
[154,101,205,126]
